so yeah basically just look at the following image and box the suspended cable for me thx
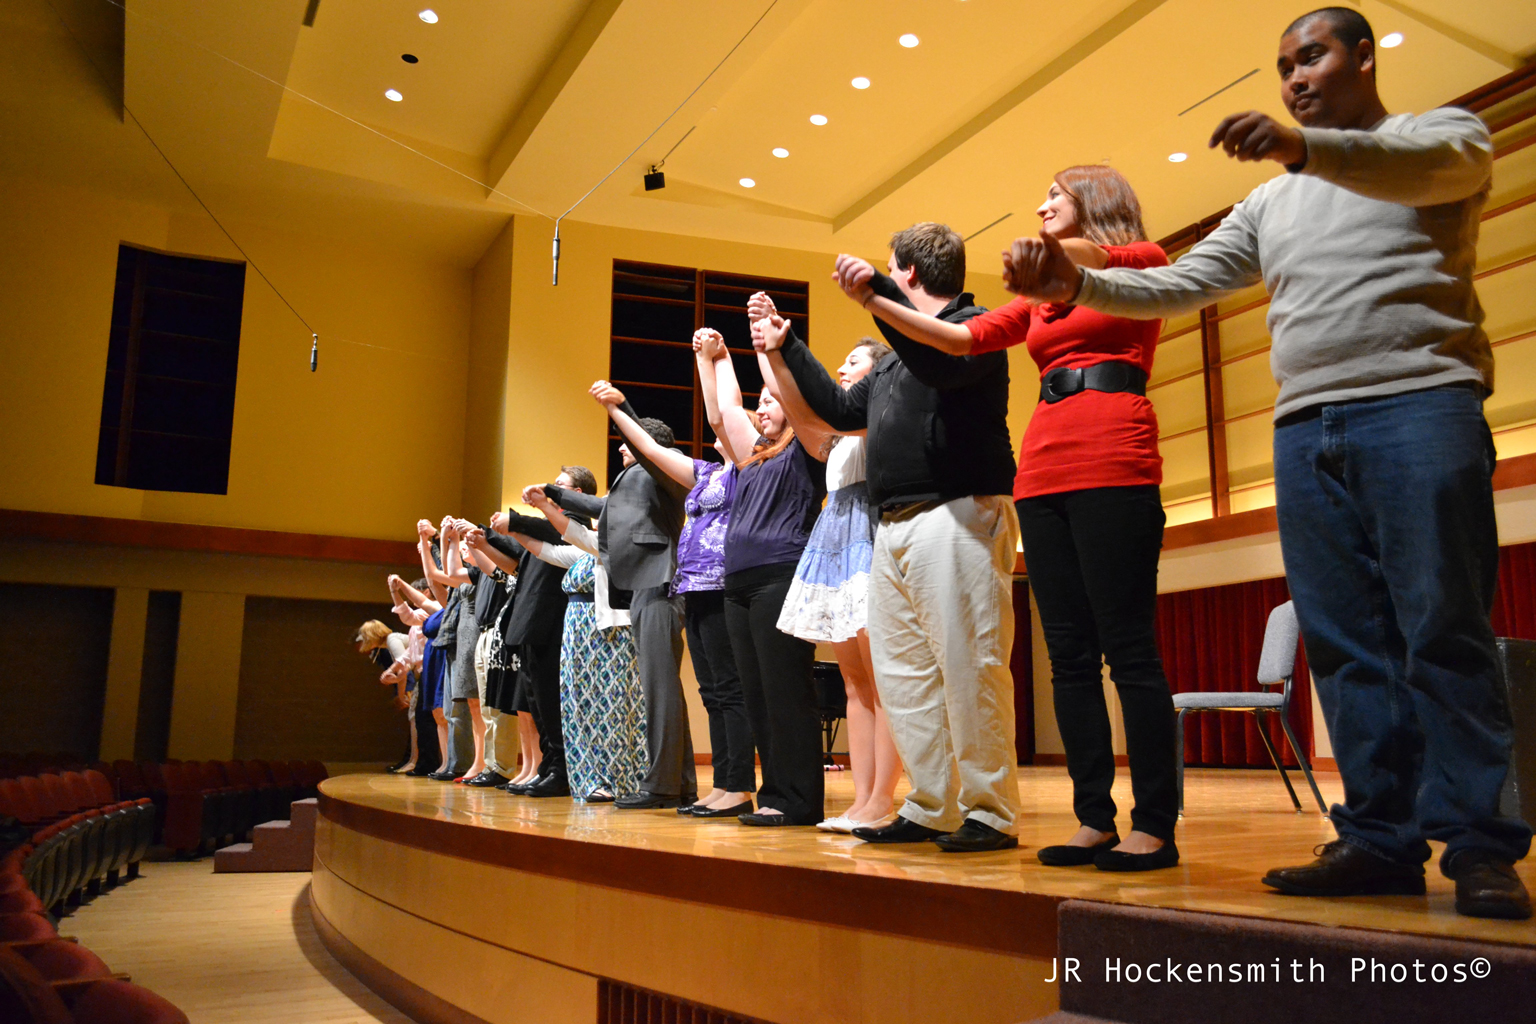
[551,0,779,284]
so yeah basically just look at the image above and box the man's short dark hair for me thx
[637,417,675,448]
[1284,6,1374,53]
[889,222,966,298]
[561,464,598,494]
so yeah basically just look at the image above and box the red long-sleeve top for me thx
[965,241,1168,501]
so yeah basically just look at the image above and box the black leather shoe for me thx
[614,792,682,810]
[405,765,437,777]
[386,756,411,773]
[1038,836,1120,866]
[465,772,509,788]
[693,800,754,819]
[1262,840,1425,896]
[501,777,538,794]
[1095,838,1180,872]
[851,816,950,844]
[524,774,571,798]
[1445,850,1533,920]
[934,819,1019,853]
[425,770,456,781]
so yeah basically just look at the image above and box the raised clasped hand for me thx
[1003,232,1081,304]
[693,327,726,362]
[832,255,876,306]
[489,511,508,534]
[589,380,624,406]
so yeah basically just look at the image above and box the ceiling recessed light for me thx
[1168,152,1188,163]
[809,114,828,126]
[385,89,403,102]
[772,147,789,158]
[739,177,756,188]
[418,9,438,24]
[899,33,919,48]
[401,53,419,64]
[851,76,870,90]
[1380,32,1404,48]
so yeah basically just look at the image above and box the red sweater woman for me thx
[844,165,1180,872]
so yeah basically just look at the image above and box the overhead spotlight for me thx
[418,9,438,24]
[851,76,870,89]
[772,147,789,158]
[1380,32,1404,48]
[809,114,828,126]
[1168,152,1188,163]
[739,177,756,188]
[401,53,419,64]
[899,33,919,48]
[644,165,666,191]
[385,89,403,102]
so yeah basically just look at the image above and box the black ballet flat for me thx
[1094,839,1180,872]
[1037,836,1120,867]
[692,801,755,819]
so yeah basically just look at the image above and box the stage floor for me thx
[320,765,1534,949]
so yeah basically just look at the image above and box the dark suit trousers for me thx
[632,585,696,798]
[520,640,564,775]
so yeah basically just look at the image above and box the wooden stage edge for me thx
[312,770,1536,1024]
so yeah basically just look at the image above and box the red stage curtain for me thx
[1491,540,1536,640]
[1154,578,1312,768]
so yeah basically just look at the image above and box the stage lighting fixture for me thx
[1381,32,1403,48]
[644,167,666,191]
[419,9,438,24]
[809,114,828,125]
[385,89,403,102]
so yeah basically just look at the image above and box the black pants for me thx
[410,674,442,773]
[725,563,821,823]
[519,640,564,776]
[1017,485,1178,841]
[686,590,756,793]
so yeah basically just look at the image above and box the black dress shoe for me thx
[739,810,806,826]
[693,801,754,819]
[614,792,681,810]
[386,756,410,773]
[1445,850,1533,920]
[1262,840,1424,896]
[524,774,571,798]
[465,772,509,788]
[934,819,1019,853]
[851,816,950,844]
[1095,839,1180,872]
[425,770,456,781]
[501,777,537,794]
[1038,836,1120,866]
[404,765,436,777]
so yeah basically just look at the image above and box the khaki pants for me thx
[475,629,517,777]
[868,495,1021,833]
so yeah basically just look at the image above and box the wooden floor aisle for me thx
[62,861,411,1024]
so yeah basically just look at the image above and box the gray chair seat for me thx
[1174,691,1284,710]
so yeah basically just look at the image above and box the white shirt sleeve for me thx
[1298,107,1493,208]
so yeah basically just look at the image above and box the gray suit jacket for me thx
[547,404,687,593]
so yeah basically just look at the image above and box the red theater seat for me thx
[0,911,57,942]
[17,940,114,984]
[0,946,73,1024]
[68,980,190,1024]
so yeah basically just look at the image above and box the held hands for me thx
[416,518,437,539]
[1209,111,1306,166]
[522,484,554,511]
[589,380,625,407]
[832,255,876,307]
[750,311,789,354]
[451,518,476,537]
[489,511,509,535]
[746,291,777,323]
[692,328,726,362]
[1002,232,1083,304]
[463,526,487,551]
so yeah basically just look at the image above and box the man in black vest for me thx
[545,411,695,808]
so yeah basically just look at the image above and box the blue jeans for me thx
[1274,385,1531,869]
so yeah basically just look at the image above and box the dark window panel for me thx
[610,296,694,342]
[610,340,694,386]
[139,290,243,343]
[136,333,239,385]
[619,385,694,443]
[124,431,230,494]
[129,376,236,437]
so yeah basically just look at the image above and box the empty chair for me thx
[0,946,73,1024]
[17,940,115,985]
[0,911,57,942]
[0,889,46,915]
[1173,600,1327,814]
[68,979,191,1024]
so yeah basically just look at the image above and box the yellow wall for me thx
[494,214,1033,511]
[0,176,473,541]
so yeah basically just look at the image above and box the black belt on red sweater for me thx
[1039,361,1147,404]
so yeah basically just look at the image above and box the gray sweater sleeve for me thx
[1297,107,1493,207]
[1076,199,1263,320]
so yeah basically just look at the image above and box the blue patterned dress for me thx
[777,436,874,643]
[559,554,647,800]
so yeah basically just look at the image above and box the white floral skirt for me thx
[777,483,874,644]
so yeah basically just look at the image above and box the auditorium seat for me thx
[16,940,116,986]
[0,911,57,942]
[68,979,190,1024]
[0,946,74,1024]
[0,888,47,915]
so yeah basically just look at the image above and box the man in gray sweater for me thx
[1006,6,1530,918]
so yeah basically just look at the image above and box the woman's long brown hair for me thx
[738,426,796,468]
[1053,165,1148,247]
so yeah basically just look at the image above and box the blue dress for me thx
[421,607,448,710]
[778,436,874,643]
